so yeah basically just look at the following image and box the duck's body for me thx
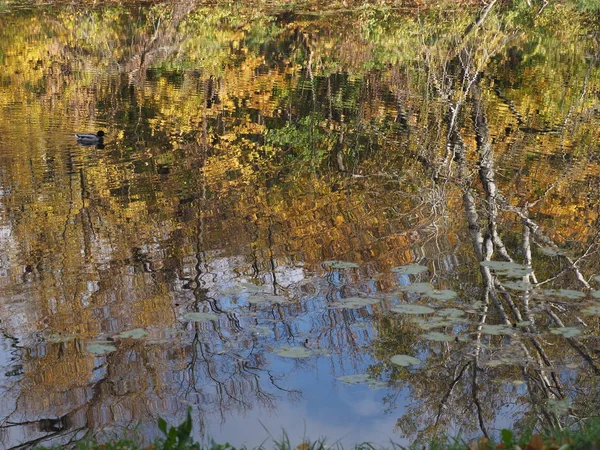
[75,130,105,145]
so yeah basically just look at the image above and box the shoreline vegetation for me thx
[36,412,600,450]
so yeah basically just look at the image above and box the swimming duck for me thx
[75,130,105,145]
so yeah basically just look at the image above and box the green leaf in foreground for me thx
[390,354,421,367]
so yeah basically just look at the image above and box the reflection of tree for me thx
[369,2,600,443]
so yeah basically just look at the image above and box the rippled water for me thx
[0,2,599,448]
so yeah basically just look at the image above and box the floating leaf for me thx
[239,282,266,292]
[322,260,359,269]
[421,332,454,342]
[594,275,600,283]
[412,316,469,330]
[543,289,585,299]
[480,261,533,277]
[247,294,287,305]
[484,358,522,367]
[87,342,117,355]
[115,328,148,340]
[390,354,421,367]
[547,398,571,413]
[436,308,465,317]
[399,283,434,294]
[480,324,515,335]
[183,312,218,322]
[538,247,565,256]
[337,374,372,384]
[337,374,386,389]
[427,289,457,301]
[503,280,533,291]
[391,264,428,275]
[249,325,272,336]
[273,346,313,358]
[591,291,600,299]
[550,327,582,338]
[330,297,381,308]
[390,304,435,315]
[582,305,600,315]
[46,333,76,343]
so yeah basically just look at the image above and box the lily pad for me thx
[249,325,272,336]
[183,312,219,322]
[538,247,565,256]
[322,260,359,269]
[594,275,600,283]
[436,308,465,317]
[427,289,457,301]
[591,291,600,299]
[480,324,515,335]
[337,374,372,384]
[87,342,117,356]
[330,297,381,309]
[484,358,522,367]
[239,282,266,292]
[582,305,600,315]
[399,283,434,294]
[46,333,76,343]
[115,328,148,340]
[547,398,571,413]
[421,332,455,342]
[273,346,313,358]
[543,289,585,299]
[503,280,533,291]
[390,354,421,367]
[390,304,435,315]
[411,316,469,330]
[247,294,287,305]
[550,327,582,338]
[480,261,533,278]
[337,374,386,389]
[391,264,428,275]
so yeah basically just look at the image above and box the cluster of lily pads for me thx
[59,259,600,383]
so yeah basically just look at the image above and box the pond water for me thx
[0,1,599,448]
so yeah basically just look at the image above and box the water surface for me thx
[0,2,600,448]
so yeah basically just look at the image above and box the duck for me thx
[75,130,105,145]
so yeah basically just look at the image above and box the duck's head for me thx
[96,131,105,137]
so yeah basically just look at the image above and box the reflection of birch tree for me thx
[375,2,600,442]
